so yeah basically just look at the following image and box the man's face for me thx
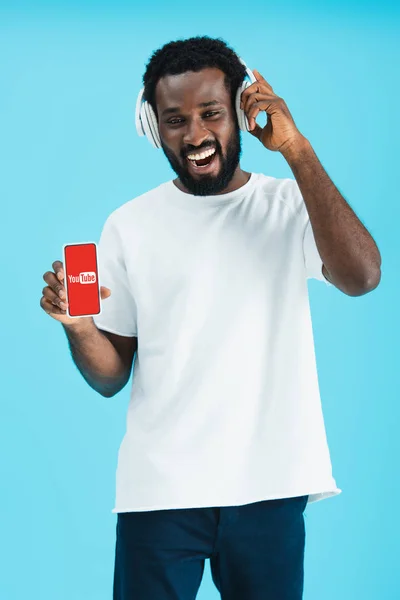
[155,68,242,196]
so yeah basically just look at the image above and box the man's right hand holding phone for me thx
[40,260,111,328]
[39,260,133,398]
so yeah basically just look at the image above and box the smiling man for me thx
[41,36,381,600]
[157,67,245,196]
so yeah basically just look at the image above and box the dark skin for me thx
[40,65,381,396]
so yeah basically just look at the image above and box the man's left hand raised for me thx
[240,69,306,155]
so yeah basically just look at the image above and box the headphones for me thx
[135,58,257,149]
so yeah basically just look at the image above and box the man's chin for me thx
[178,173,229,196]
[177,160,237,196]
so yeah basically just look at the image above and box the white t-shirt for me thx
[93,172,341,512]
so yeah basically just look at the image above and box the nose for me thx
[183,116,209,148]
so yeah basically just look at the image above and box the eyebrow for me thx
[161,100,222,117]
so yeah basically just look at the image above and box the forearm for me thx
[283,136,381,296]
[62,319,129,397]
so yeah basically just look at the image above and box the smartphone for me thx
[62,242,101,318]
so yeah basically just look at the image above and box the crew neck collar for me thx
[166,173,258,207]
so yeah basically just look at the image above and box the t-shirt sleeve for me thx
[290,179,331,285]
[93,213,138,336]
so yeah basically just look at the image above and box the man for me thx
[40,36,381,599]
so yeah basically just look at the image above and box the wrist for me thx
[281,135,312,163]
[63,317,95,336]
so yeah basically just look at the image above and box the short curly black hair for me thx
[142,36,247,117]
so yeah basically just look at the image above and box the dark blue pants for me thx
[113,494,308,599]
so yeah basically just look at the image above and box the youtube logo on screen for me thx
[68,272,97,284]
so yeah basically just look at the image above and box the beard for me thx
[160,122,242,196]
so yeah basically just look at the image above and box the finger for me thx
[243,93,276,116]
[43,270,66,300]
[245,99,280,129]
[240,83,263,110]
[249,122,263,140]
[42,286,68,311]
[40,296,65,316]
[243,100,265,131]
[240,82,275,109]
[100,286,111,300]
[52,260,65,282]
[252,69,274,92]
[240,84,263,110]
[242,93,277,124]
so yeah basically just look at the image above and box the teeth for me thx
[187,148,216,161]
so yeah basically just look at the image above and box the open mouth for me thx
[186,147,217,169]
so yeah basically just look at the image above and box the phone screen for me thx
[63,242,101,318]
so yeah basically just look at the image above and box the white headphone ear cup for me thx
[135,86,161,148]
[141,102,158,148]
[139,102,154,147]
[135,88,146,137]
[236,81,251,132]
[146,103,161,149]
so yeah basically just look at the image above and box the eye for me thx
[203,111,220,118]
[166,111,221,126]
[167,117,184,126]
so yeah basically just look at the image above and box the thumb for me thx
[249,123,263,140]
[100,286,111,300]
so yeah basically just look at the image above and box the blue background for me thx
[1,1,399,599]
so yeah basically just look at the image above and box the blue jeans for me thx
[113,494,308,599]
